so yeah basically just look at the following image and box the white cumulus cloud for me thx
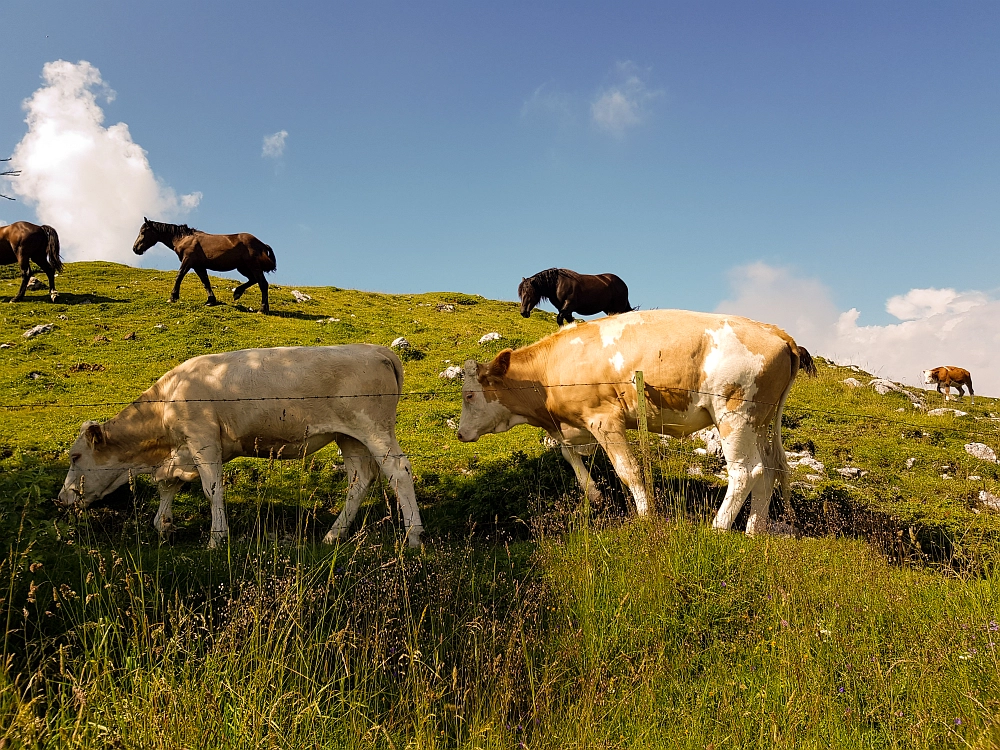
[591,61,661,137]
[7,60,201,264]
[716,262,1000,396]
[262,130,288,158]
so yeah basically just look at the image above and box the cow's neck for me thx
[102,396,171,467]
[496,349,556,430]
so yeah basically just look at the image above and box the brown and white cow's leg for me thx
[153,479,183,539]
[360,435,424,548]
[744,444,775,536]
[323,435,378,545]
[592,424,650,515]
[559,445,605,506]
[713,424,764,532]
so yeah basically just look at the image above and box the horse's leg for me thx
[232,269,255,301]
[257,271,270,314]
[170,261,192,302]
[34,256,57,302]
[12,258,31,302]
[192,267,218,306]
[558,301,575,325]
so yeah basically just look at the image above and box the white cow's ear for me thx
[488,349,512,379]
[84,422,105,447]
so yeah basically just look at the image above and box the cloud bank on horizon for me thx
[717,262,1000,397]
[6,60,201,264]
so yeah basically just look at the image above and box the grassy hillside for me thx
[2,262,1000,748]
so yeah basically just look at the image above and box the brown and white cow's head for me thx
[457,350,529,442]
[57,421,133,508]
[922,369,938,386]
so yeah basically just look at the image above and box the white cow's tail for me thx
[386,348,405,395]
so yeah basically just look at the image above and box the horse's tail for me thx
[797,345,818,377]
[260,243,277,273]
[42,225,63,273]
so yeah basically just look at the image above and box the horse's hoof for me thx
[232,289,244,301]
[260,307,270,315]
[169,297,179,303]
[205,298,219,307]
[50,294,58,302]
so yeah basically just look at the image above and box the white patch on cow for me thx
[562,322,578,331]
[609,352,625,372]
[570,337,584,345]
[598,315,640,348]
[701,322,765,406]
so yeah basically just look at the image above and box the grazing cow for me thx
[57,345,424,548]
[518,268,633,325]
[923,366,974,404]
[457,310,803,535]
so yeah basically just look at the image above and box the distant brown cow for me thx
[923,366,974,403]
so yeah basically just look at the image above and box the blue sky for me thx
[3,1,1000,389]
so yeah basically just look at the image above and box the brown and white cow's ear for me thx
[83,421,106,448]
[488,349,512,379]
[463,360,479,380]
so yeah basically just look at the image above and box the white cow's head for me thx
[57,421,133,508]
[922,369,936,385]
[457,351,523,442]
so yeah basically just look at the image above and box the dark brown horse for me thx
[518,268,633,325]
[0,221,62,302]
[132,218,277,313]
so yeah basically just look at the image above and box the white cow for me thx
[58,344,424,547]
[457,310,803,535]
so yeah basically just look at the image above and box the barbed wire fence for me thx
[3,373,999,567]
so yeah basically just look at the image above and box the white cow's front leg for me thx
[153,479,183,539]
[559,445,604,506]
[323,435,378,545]
[191,445,227,548]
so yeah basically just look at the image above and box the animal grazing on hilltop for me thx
[458,309,804,536]
[797,346,818,376]
[132,218,277,313]
[0,221,62,302]
[923,366,974,404]
[57,345,424,548]
[518,268,633,325]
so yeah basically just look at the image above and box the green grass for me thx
[2,262,1000,748]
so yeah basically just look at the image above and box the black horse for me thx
[0,221,62,302]
[518,268,632,325]
[132,218,277,313]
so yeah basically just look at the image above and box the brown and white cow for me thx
[58,345,424,548]
[922,366,975,403]
[457,310,803,535]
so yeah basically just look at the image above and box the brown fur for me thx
[518,268,633,325]
[0,221,62,301]
[926,366,974,402]
[132,218,277,313]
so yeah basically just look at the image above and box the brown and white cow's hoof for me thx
[322,528,345,545]
[207,530,229,549]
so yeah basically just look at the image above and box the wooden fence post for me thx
[634,370,654,503]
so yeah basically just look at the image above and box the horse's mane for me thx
[146,220,199,239]
[529,268,561,292]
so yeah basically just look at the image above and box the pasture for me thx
[2,262,1000,748]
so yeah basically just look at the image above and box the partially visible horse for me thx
[132,218,277,313]
[518,268,632,325]
[0,221,62,302]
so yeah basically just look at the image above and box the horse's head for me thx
[132,218,158,255]
[518,277,540,318]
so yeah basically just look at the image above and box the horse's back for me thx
[0,221,46,259]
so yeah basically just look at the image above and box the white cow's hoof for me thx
[207,531,229,549]
[322,528,345,545]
